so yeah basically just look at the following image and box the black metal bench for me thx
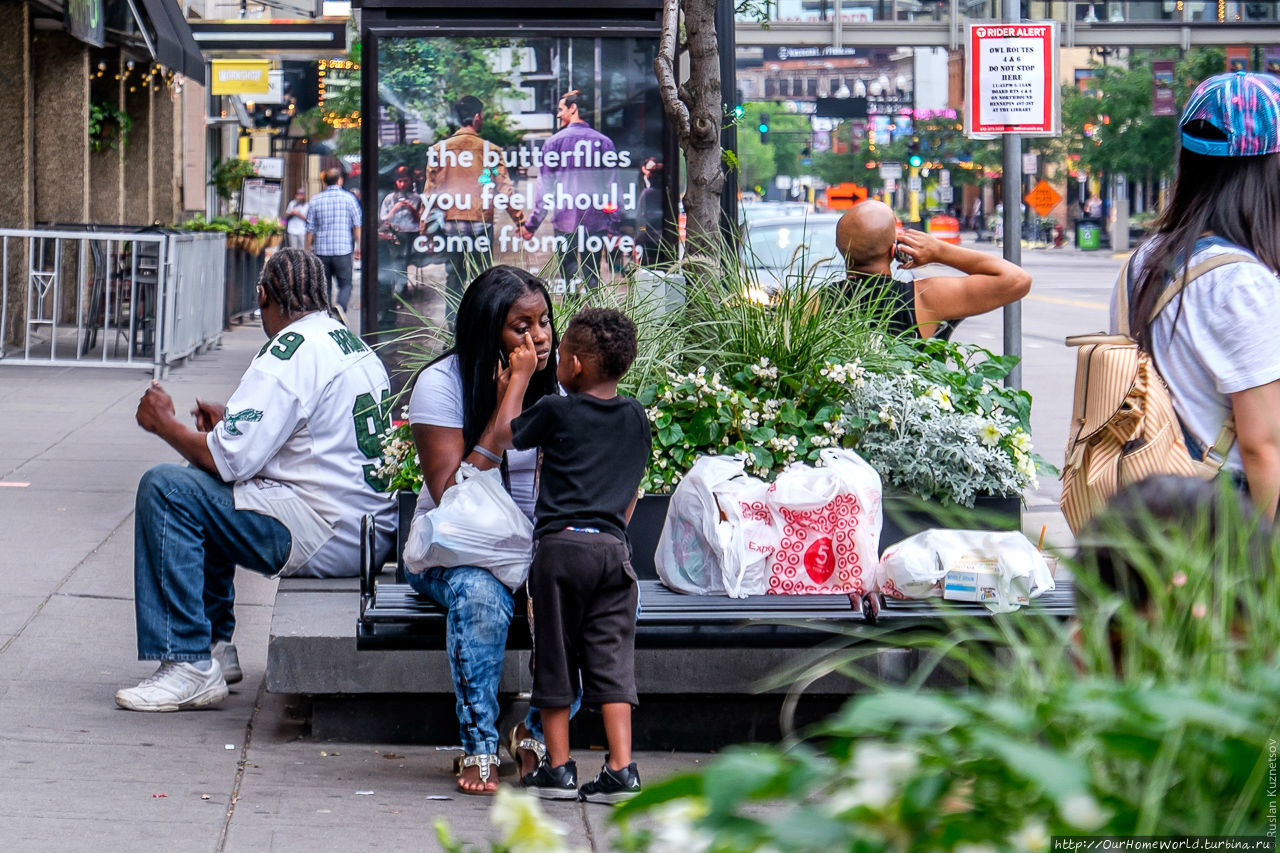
[356,495,1076,652]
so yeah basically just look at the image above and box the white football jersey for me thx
[207,312,395,576]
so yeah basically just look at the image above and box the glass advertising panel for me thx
[371,34,667,336]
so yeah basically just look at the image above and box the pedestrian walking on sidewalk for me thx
[283,187,309,249]
[115,249,396,712]
[510,308,651,804]
[306,168,362,315]
[1115,71,1280,519]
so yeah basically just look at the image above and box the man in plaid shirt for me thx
[306,168,362,315]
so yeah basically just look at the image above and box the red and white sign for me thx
[966,22,1060,136]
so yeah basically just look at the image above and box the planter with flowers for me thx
[373,263,1051,576]
[627,340,1041,574]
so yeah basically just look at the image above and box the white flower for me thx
[851,743,919,784]
[1059,793,1110,831]
[955,844,1000,853]
[925,385,954,412]
[825,777,895,813]
[877,407,896,429]
[978,421,1001,447]
[1010,819,1051,852]
[643,800,713,853]
[1015,450,1037,480]
[489,787,576,853]
[1011,430,1032,453]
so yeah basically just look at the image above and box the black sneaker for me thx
[521,758,579,800]
[578,761,641,804]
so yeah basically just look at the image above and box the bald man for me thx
[835,201,1030,339]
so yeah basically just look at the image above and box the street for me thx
[943,241,1121,544]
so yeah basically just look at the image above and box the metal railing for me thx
[0,228,226,378]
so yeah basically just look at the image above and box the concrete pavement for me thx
[0,244,1097,850]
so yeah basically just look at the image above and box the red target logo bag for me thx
[764,448,883,596]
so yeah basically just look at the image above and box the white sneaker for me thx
[211,641,243,685]
[115,661,228,712]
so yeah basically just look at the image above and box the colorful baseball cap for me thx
[1180,71,1280,157]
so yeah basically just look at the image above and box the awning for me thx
[128,0,205,84]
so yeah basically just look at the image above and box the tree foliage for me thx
[309,38,523,155]
[1058,47,1227,185]
[735,102,811,194]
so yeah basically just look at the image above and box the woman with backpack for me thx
[1118,71,1280,519]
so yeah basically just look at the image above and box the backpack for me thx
[1059,249,1256,534]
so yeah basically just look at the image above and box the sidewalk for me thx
[0,301,1074,851]
[0,319,703,852]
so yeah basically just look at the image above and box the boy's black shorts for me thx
[527,528,638,709]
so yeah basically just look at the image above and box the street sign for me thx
[880,162,903,180]
[1024,179,1062,217]
[938,186,954,204]
[965,22,1060,136]
[1022,153,1038,175]
[908,176,923,192]
[884,178,897,192]
[939,169,951,187]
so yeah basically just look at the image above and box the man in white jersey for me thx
[116,249,396,712]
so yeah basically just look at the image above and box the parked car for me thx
[740,201,816,223]
[739,213,846,302]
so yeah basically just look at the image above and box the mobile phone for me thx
[497,349,509,369]
[893,242,912,266]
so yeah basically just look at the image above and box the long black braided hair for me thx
[258,248,334,318]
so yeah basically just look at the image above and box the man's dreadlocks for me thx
[258,248,333,317]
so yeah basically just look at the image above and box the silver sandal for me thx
[455,753,500,795]
[507,723,547,771]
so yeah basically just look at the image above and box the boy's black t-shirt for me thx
[510,392,652,542]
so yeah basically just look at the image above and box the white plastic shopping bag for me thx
[403,464,534,591]
[873,528,1055,613]
[712,474,777,598]
[655,455,745,595]
[764,448,883,596]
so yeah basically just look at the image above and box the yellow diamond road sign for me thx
[1024,180,1063,218]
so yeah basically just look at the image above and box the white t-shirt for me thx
[1111,239,1280,472]
[408,354,539,520]
[284,199,309,237]
[207,312,396,576]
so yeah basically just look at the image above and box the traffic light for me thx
[758,113,770,144]
[908,140,923,169]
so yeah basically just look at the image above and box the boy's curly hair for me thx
[564,308,637,380]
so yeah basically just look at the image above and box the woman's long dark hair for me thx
[1131,137,1280,351]
[449,265,558,452]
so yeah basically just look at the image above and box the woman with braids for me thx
[1115,72,1280,518]
[406,265,559,794]
[116,248,397,712]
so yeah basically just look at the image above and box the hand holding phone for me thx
[893,241,913,267]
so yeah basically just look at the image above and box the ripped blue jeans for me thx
[407,565,534,756]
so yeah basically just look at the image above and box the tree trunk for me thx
[655,0,723,264]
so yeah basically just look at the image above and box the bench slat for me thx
[357,577,1076,650]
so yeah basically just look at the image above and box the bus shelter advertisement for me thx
[370,34,667,339]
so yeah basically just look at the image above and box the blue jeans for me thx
[134,464,291,661]
[318,252,354,313]
[407,565,566,756]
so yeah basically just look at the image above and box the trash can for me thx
[1076,220,1101,251]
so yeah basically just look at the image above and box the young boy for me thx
[509,308,651,803]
